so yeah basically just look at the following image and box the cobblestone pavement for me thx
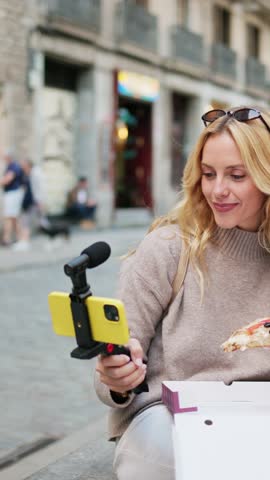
[0,226,146,462]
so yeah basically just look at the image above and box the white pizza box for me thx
[162,380,270,412]
[162,381,270,480]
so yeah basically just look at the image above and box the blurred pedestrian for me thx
[66,176,97,229]
[0,150,24,246]
[12,159,46,251]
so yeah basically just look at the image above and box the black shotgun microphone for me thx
[64,242,111,277]
[81,242,111,268]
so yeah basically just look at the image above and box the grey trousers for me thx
[113,404,175,480]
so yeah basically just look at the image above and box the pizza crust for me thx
[221,317,270,352]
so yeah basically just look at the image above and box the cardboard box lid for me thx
[162,381,270,414]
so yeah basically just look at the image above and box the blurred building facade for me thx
[0,0,270,226]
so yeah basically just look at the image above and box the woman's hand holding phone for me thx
[96,338,147,395]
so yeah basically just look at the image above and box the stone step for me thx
[1,419,116,480]
[113,208,153,228]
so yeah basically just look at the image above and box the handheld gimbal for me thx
[49,241,148,394]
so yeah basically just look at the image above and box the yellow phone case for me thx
[48,291,129,345]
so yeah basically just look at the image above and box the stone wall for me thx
[0,0,36,159]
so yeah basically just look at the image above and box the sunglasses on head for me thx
[201,107,270,133]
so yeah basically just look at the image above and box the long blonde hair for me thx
[147,106,270,290]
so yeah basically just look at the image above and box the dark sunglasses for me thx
[201,108,270,133]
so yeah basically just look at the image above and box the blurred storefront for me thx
[0,0,270,227]
[114,71,158,210]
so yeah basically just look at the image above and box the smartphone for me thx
[48,292,129,345]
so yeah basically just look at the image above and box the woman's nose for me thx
[213,179,229,197]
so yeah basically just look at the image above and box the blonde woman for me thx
[95,107,270,480]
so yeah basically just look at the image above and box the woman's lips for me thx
[213,202,239,213]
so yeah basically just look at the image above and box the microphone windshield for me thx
[81,241,111,268]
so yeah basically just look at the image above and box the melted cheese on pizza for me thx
[222,318,270,352]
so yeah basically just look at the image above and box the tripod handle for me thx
[104,343,149,394]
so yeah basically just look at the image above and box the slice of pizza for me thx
[221,318,270,352]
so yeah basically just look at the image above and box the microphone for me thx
[81,242,111,268]
[64,241,111,277]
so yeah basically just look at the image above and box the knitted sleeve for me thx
[94,224,182,408]
[118,225,182,352]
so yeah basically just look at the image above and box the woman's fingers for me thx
[96,355,137,379]
[127,338,144,367]
[105,370,147,394]
[100,364,146,393]
[96,339,147,394]
[96,354,130,370]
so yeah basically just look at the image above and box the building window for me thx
[45,57,78,91]
[133,0,148,7]
[214,5,231,46]
[177,0,190,27]
[247,24,260,59]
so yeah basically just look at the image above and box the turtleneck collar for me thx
[211,226,269,261]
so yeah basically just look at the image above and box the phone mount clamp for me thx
[63,242,149,394]
[64,245,107,360]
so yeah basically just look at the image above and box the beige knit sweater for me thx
[94,225,270,439]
